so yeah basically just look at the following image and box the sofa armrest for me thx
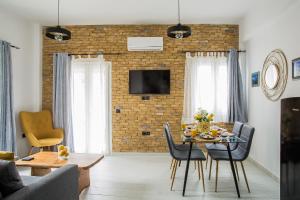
[4,165,79,200]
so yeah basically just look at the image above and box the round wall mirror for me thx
[261,49,288,101]
[265,64,279,89]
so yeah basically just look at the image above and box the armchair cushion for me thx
[0,161,24,197]
[38,138,63,147]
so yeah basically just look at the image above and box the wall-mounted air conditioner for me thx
[127,37,163,51]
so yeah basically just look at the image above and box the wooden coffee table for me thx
[15,152,104,193]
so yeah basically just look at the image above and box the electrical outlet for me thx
[141,96,150,100]
[142,131,150,136]
[115,106,121,113]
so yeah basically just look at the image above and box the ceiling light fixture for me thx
[167,0,191,39]
[45,0,71,41]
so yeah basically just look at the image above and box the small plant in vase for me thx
[194,108,214,133]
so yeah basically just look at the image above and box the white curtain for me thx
[182,52,228,123]
[71,55,112,155]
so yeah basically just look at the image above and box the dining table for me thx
[181,132,246,198]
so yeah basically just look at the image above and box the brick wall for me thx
[42,24,239,152]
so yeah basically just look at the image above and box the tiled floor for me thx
[79,154,279,200]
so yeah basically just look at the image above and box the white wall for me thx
[240,0,300,178]
[0,10,42,158]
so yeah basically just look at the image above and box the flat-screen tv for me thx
[129,70,170,94]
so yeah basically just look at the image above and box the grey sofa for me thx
[3,165,79,200]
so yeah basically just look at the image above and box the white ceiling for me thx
[0,0,294,25]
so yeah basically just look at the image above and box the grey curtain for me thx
[227,49,248,123]
[53,53,74,151]
[0,40,16,152]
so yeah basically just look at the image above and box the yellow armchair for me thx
[19,110,64,154]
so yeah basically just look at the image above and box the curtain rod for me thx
[68,52,124,56]
[9,44,20,49]
[180,50,246,53]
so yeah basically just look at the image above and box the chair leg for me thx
[200,161,205,192]
[215,160,219,192]
[234,161,240,181]
[171,160,176,179]
[197,161,201,180]
[179,160,181,167]
[240,162,251,193]
[209,157,213,180]
[170,159,175,170]
[205,152,209,169]
[171,160,178,191]
[171,160,178,179]
[28,146,33,155]
[194,161,196,170]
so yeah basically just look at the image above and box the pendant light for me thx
[45,0,71,41]
[167,0,191,39]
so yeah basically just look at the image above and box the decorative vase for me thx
[197,121,210,133]
[58,145,70,160]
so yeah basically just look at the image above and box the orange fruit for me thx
[58,145,65,151]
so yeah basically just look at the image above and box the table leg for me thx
[79,168,90,193]
[182,141,193,196]
[227,144,240,198]
[31,167,51,176]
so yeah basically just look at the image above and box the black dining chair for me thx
[207,124,255,193]
[205,122,244,180]
[164,123,206,191]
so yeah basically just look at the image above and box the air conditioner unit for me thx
[127,37,163,51]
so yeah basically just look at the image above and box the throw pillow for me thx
[0,160,24,197]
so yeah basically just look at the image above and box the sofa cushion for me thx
[21,176,42,186]
[0,160,24,197]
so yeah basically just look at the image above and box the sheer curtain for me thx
[71,55,112,155]
[183,52,228,123]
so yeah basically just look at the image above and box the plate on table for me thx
[199,133,215,140]
[221,132,235,137]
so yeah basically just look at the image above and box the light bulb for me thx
[55,34,63,41]
[175,32,184,39]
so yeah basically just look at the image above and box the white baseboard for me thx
[111,152,169,156]
[248,157,279,182]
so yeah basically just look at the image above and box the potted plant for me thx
[194,108,214,133]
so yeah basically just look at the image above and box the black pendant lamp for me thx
[167,0,191,39]
[46,0,71,41]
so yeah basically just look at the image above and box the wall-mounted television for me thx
[129,70,170,94]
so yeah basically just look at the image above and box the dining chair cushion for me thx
[205,143,227,151]
[205,121,244,151]
[172,148,206,161]
[175,143,200,151]
[207,149,244,161]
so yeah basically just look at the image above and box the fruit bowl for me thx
[57,145,70,160]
